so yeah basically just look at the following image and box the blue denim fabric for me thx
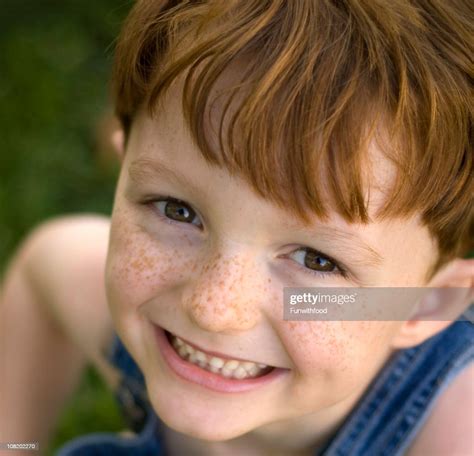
[56,318,473,456]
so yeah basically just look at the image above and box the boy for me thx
[1,0,473,455]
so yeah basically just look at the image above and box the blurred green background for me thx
[0,0,132,453]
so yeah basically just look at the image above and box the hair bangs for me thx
[112,0,473,273]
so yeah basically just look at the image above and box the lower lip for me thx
[154,325,288,393]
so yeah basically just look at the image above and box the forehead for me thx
[128,76,398,222]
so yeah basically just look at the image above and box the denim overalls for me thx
[57,315,473,456]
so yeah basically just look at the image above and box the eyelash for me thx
[142,196,348,280]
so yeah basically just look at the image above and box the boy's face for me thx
[105,83,438,443]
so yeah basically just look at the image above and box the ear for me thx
[391,258,474,349]
[111,129,126,161]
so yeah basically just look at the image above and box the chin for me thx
[146,384,257,442]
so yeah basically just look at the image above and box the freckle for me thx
[131,259,142,270]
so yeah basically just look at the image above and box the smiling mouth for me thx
[165,330,275,380]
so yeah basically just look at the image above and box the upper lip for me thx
[163,326,287,368]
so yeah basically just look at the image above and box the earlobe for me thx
[391,258,474,349]
[111,129,125,161]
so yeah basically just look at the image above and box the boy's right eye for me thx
[151,197,203,228]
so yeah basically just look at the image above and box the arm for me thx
[0,215,115,452]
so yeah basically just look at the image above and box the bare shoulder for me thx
[405,362,474,456]
[23,213,121,387]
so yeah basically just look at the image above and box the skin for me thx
[104,81,469,455]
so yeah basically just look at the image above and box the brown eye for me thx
[289,248,337,273]
[304,250,336,272]
[155,199,201,226]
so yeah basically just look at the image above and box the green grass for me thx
[0,0,130,273]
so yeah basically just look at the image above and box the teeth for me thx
[246,364,260,376]
[178,346,187,358]
[233,367,248,379]
[221,367,234,377]
[242,361,256,371]
[224,360,239,370]
[209,357,224,368]
[195,351,207,363]
[169,333,271,379]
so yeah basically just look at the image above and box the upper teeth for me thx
[171,334,270,379]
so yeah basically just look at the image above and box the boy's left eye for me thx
[152,198,202,227]
[289,248,344,276]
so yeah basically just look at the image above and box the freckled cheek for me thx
[258,287,358,376]
[106,229,200,307]
[281,321,391,382]
[281,323,349,373]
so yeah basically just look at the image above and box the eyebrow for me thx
[128,157,205,196]
[128,157,384,268]
[298,227,384,267]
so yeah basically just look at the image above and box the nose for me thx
[182,249,264,334]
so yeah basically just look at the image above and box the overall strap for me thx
[107,336,152,433]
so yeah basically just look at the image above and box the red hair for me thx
[112,0,473,279]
